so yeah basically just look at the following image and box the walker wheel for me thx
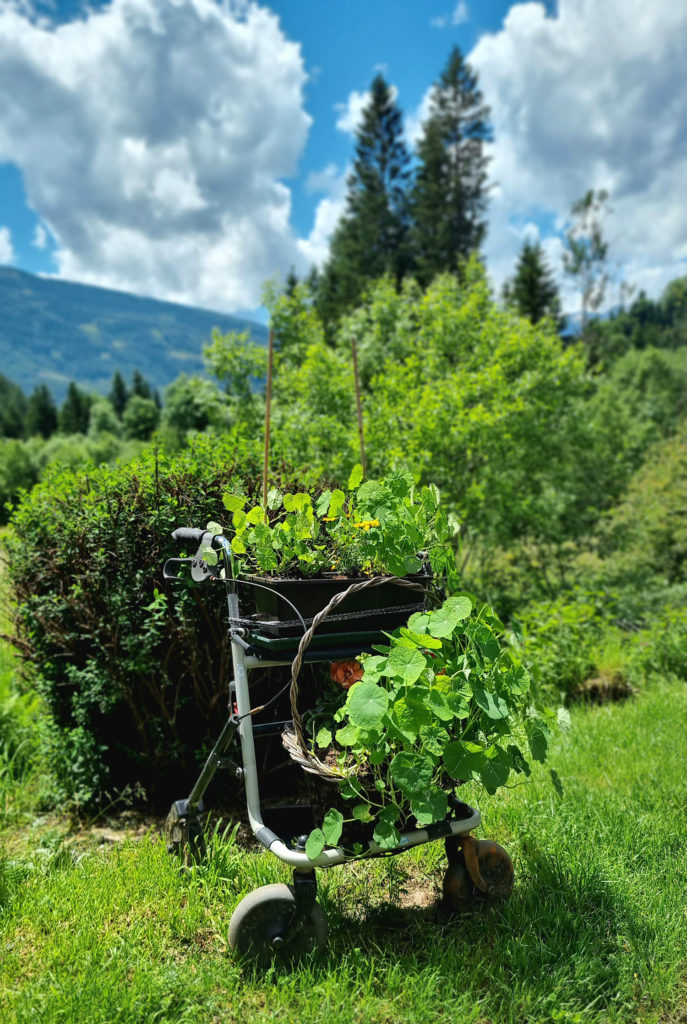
[443,837,514,911]
[474,839,514,898]
[442,849,479,911]
[228,883,327,966]
[164,802,206,863]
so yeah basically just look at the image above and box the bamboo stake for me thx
[351,337,366,477]
[262,328,274,520]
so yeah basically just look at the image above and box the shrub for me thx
[5,434,277,811]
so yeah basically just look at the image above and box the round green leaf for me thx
[410,786,448,825]
[347,681,389,729]
[222,493,245,512]
[444,740,485,781]
[472,685,509,719]
[388,644,427,684]
[389,751,434,797]
[305,828,326,861]
[373,818,401,851]
[321,808,344,846]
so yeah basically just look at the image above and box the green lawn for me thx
[1,680,686,1024]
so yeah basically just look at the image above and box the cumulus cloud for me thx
[431,2,469,29]
[298,163,348,267]
[470,0,687,308]
[0,0,312,311]
[0,224,14,263]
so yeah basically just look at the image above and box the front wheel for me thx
[228,883,327,967]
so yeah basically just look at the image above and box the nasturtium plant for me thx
[214,469,458,581]
[302,594,554,857]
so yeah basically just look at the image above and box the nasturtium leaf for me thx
[407,612,430,633]
[390,698,422,743]
[427,688,454,721]
[444,595,472,621]
[426,608,455,639]
[446,689,470,718]
[389,751,434,797]
[369,746,387,765]
[222,493,245,512]
[374,779,386,792]
[480,747,510,794]
[507,664,530,696]
[201,546,217,566]
[315,490,332,517]
[346,681,389,729]
[373,818,401,851]
[507,743,531,776]
[472,685,509,720]
[266,487,283,511]
[444,740,485,781]
[557,707,572,732]
[206,521,223,536]
[322,808,344,846]
[357,654,387,682]
[245,505,265,525]
[283,493,296,512]
[305,829,326,860]
[399,627,442,650]
[335,723,359,747]
[404,684,430,710]
[419,722,450,758]
[348,464,364,490]
[352,803,374,823]
[468,621,500,661]
[527,722,549,763]
[232,509,247,531]
[329,489,346,515]
[315,727,332,749]
[388,644,427,684]
[411,786,448,825]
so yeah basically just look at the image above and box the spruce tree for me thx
[59,382,91,435]
[25,384,58,438]
[317,75,412,325]
[504,240,564,329]
[0,375,27,438]
[108,371,129,418]
[410,46,491,287]
[131,369,152,401]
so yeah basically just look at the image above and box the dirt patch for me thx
[574,670,635,704]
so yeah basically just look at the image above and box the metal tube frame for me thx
[188,537,481,871]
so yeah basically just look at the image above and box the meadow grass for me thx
[1,679,686,1024]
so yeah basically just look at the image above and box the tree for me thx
[503,240,563,329]
[409,46,492,287]
[122,395,160,440]
[316,75,412,325]
[131,369,153,401]
[0,375,27,439]
[25,384,58,438]
[59,382,92,435]
[108,371,129,418]
[563,189,611,333]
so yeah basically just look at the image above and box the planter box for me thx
[244,572,431,637]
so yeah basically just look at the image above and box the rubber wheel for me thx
[443,849,479,911]
[475,839,514,898]
[228,883,327,967]
[164,803,206,864]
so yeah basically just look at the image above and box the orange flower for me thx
[330,660,364,690]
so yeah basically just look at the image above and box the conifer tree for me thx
[108,371,128,418]
[59,382,92,435]
[503,240,564,329]
[410,46,492,286]
[317,75,412,325]
[0,375,27,438]
[131,369,152,401]
[25,384,58,438]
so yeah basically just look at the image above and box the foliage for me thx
[0,374,27,439]
[303,594,551,858]
[583,275,687,365]
[161,373,230,440]
[58,382,92,435]
[0,439,38,524]
[219,468,457,580]
[4,435,271,810]
[409,45,492,287]
[122,395,160,440]
[316,74,412,325]
[25,384,58,439]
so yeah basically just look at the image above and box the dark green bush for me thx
[4,433,285,811]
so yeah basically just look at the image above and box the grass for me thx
[1,680,686,1023]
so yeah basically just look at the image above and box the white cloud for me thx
[32,222,48,249]
[335,89,370,136]
[0,0,312,311]
[298,164,348,268]
[431,2,469,29]
[470,0,687,309]
[0,225,14,263]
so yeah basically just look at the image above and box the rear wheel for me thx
[228,883,327,967]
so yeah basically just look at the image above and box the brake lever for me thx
[163,557,193,582]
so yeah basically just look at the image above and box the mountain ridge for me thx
[0,265,268,399]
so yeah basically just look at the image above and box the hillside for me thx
[0,266,268,399]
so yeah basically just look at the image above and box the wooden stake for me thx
[351,338,366,477]
[263,328,274,520]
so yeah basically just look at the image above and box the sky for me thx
[0,0,686,319]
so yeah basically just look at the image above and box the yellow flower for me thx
[354,518,380,531]
[322,515,338,522]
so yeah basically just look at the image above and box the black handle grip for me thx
[171,527,206,544]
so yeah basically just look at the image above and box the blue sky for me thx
[0,0,685,318]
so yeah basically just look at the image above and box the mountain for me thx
[0,266,269,400]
